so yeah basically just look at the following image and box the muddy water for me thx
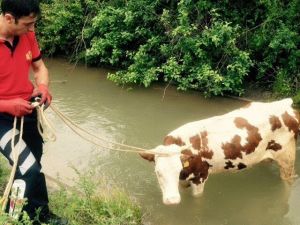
[42,58,300,225]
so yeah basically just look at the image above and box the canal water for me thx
[42,58,300,225]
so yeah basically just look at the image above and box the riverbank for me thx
[0,157,143,225]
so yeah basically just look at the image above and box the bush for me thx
[38,0,84,56]
[38,0,300,97]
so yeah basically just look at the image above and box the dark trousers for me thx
[0,111,49,219]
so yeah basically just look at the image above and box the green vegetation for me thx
[0,157,9,194]
[292,91,300,108]
[0,160,142,225]
[0,158,34,225]
[49,170,142,225]
[37,0,299,97]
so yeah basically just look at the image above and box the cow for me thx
[140,98,299,205]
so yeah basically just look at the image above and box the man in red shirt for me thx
[0,0,66,224]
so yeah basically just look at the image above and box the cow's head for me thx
[140,144,184,205]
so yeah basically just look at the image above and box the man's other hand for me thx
[0,98,34,117]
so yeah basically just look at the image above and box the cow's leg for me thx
[191,181,207,196]
[274,139,296,181]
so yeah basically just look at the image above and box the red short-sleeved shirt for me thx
[0,31,41,100]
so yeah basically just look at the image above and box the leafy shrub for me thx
[38,0,84,55]
[85,0,163,68]
[38,0,300,97]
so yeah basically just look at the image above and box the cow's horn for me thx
[139,151,155,162]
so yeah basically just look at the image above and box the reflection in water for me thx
[286,179,300,225]
[42,58,300,225]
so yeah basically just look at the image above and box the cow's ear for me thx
[139,152,155,162]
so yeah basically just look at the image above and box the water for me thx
[42,58,300,225]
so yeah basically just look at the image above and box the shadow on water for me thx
[43,58,300,225]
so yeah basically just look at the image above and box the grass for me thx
[48,169,143,225]
[0,157,143,225]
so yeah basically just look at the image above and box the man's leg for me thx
[22,113,49,219]
[0,114,48,220]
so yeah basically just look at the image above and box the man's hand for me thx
[0,98,34,117]
[32,84,52,107]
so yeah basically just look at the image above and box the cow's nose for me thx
[163,195,181,205]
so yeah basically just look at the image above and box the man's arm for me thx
[32,59,49,86]
[31,59,52,105]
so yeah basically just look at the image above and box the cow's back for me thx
[165,98,299,173]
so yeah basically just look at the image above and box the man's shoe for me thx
[39,211,68,225]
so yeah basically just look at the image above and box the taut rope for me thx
[49,104,174,155]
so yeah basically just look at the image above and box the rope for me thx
[34,103,56,142]
[0,102,179,212]
[0,117,24,212]
[49,104,176,156]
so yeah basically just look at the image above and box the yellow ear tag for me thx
[183,161,189,168]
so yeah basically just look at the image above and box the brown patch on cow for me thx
[266,140,282,151]
[179,155,211,185]
[188,131,214,159]
[222,117,262,159]
[269,115,282,131]
[163,135,185,146]
[189,131,209,150]
[282,111,300,138]
[199,131,214,158]
[234,117,262,154]
[200,131,209,150]
[234,118,262,155]
[224,161,235,169]
[294,110,300,124]
[200,150,214,159]
[139,152,155,162]
[237,163,247,170]
[189,135,201,150]
[222,135,243,160]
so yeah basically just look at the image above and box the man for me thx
[0,0,66,224]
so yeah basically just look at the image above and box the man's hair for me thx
[1,0,40,19]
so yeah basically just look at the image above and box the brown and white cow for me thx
[141,98,299,205]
